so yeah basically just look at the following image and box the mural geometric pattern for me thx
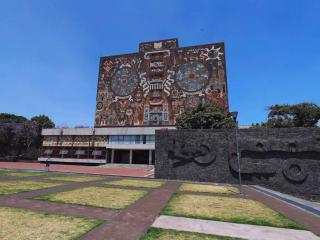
[95,38,229,127]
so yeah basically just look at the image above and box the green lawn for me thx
[0,206,102,240]
[107,179,164,188]
[0,169,47,177]
[179,183,239,195]
[44,175,105,182]
[34,186,148,209]
[0,180,63,195]
[162,194,303,229]
[140,228,245,240]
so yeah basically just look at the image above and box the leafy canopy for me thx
[31,115,55,129]
[0,113,28,123]
[176,104,236,129]
[252,102,320,128]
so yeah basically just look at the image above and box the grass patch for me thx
[140,228,245,240]
[44,175,105,182]
[0,206,102,240]
[179,183,239,195]
[0,169,48,177]
[162,194,303,229]
[107,179,164,188]
[0,181,63,195]
[34,186,147,209]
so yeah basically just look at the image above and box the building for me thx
[39,38,229,164]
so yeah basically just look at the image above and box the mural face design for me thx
[175,62,209,93]
[111,67,139,97]
[95,39,228,127]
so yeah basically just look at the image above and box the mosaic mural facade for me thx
[95,38,229,127]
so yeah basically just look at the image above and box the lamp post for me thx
[230,111,242,194]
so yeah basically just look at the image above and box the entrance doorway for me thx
[114,150,130,164]
[132,150,149,164]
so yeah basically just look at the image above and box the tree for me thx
[0,113,54,160]
[291,103,320,127]
[31,115,55,129]
[252,102,320,128]
[176,104,236,129]
[0,113,28,123]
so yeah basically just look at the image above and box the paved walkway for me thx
[152,215,320,240]
[0,162,153,177]
[243,186,320,236]
[0,171,319,239]
[0,176,119,220]
[252,185,320,216]
[81,181,181,240]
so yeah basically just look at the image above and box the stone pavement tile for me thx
[243,186,320,236]
[0,197,118,220]
[152,215,320,240]
[81,181,180,240]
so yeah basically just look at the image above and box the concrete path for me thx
[152,215,320,240]
[243,186,320,236]
[252,185,320,216]
[0,162,153,177]
[81,181,181,240]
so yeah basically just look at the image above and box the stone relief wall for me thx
[155,128,320,200]
[95,38,229,127]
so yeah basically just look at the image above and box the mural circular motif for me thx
[111,67,139,97]
[175,62,209,92]
[96,102,103,110]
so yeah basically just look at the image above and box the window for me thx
[108,135,154,145]
[110,136,119,144]
[144,105,149,121]
[144,135,155,144]
[163,103,168,121]
[135,135,141,144]
[124,136,130,144]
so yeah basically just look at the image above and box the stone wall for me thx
[155,128,320,200]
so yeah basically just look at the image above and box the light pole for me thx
[230,111,242,194]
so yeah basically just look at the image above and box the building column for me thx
[149,150,152,165]
[111,149,115,164]
[129,149,133,164]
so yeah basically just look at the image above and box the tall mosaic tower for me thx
[95,38,229,127]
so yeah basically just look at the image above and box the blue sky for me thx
[0,0,319,127]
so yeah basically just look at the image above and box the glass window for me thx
[144,105,149,121]
[135,135,141,144]
[124,136,130,144]
[110,135,119,144]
